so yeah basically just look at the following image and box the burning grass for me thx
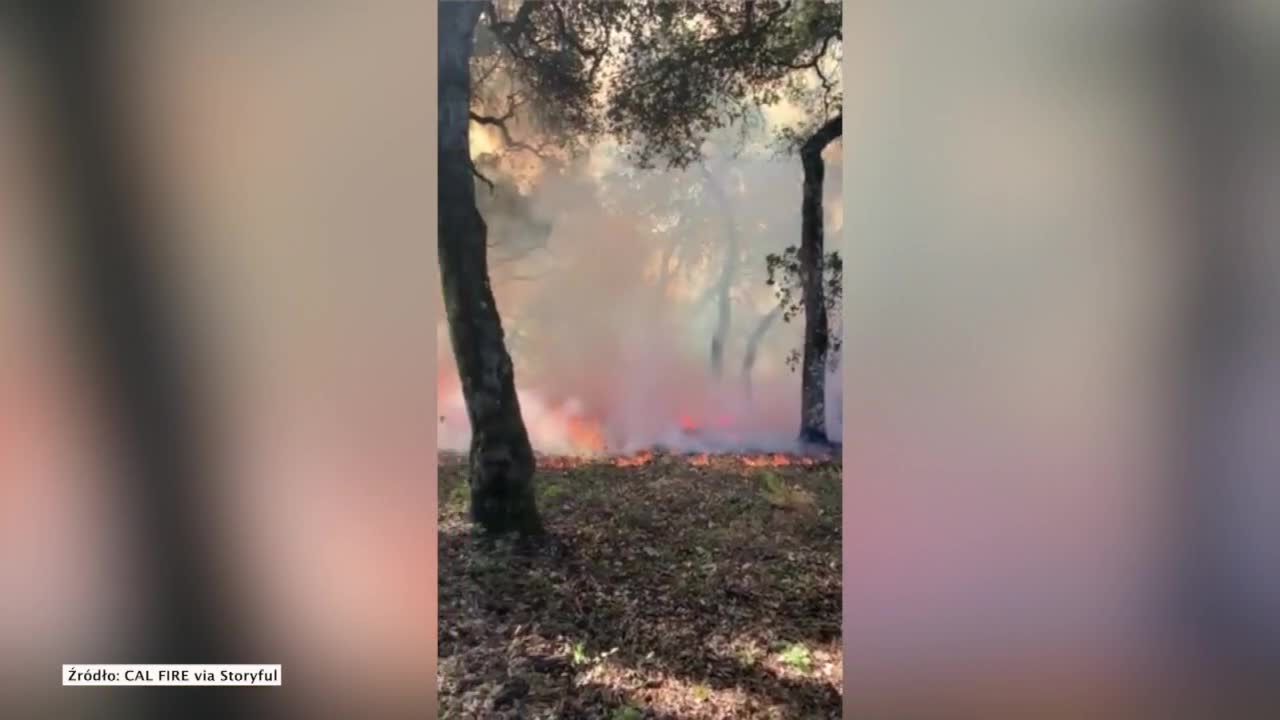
[438,450,842,719]
[513,450,831,471]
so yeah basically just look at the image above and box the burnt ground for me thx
[438,450,842,719]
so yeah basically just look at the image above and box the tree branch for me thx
[485,0,542,61]
[775,30,837,71]
[470,160,496,193]
[470,90,552,159]
[801,114,842,157]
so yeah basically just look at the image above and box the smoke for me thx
[439,118,844,455]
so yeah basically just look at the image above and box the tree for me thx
[742,305,782,398]
[22,2,243,716]
[447,2,846,485]
[442,0,624,533]
[1165,0,1280,673]
[793,113,841,443]
[604,0,844,445]
[439,1,541,535]
[698,160,740,379]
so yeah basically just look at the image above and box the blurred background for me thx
[2,3,435,718]
[842,0,1279,717]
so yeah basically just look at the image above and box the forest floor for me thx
[438,449,842,720]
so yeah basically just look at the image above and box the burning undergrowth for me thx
[437,447,838,471]
[439,110,844,458]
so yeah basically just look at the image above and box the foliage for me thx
[471,1,842,171]
[605,1,843,169]
[764,247,844,371]
[778,643,814,673]
[469,2,846,364]
[760,470,818,513]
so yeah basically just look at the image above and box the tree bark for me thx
[24,3,242,717]
[798,114,841,445]
[440,1,541,535]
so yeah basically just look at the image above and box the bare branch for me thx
[774,31,837,71]
[470,161,496,193]
[473,55,503,88]
[470,97,553,160]
[484,0,541,60]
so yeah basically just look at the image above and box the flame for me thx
[742,453,806,468]
[515,451,828,472]
[565,415,606,454]
[538,455,582,470]
[614,450,654,467]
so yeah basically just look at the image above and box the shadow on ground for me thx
[438,452,842,719]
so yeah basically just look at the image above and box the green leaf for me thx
[778,643,813,673]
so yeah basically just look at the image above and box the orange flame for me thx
[742,453,801,468]
[528,451,824,472]
[565,415,606,454]
[614,451,655,467]
[538,456,583,470]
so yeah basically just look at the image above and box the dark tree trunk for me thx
[798,115,842,445]
[742,306,782,399]
[440,1,541,536]
[23,3,242,717]
[1166,0,1280,679]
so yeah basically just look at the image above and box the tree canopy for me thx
[471,0,842,171]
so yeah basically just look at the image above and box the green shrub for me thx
[778,643,813,673]
[759,472,816,512]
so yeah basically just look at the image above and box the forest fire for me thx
[743,453,814,467]
[434,15,846,466]
[438,359,831,459]
[440,449,831,472]
[614,450,654,467]
[565,415,607,454]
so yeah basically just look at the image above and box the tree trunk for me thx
[699,161,738,379]
[440,2,541,535]
[742,305,782,399]
[24,3,242,717]
[1166,0,1280,677]
[798,115,842,445]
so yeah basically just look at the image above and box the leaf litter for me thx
[438,450,842,719]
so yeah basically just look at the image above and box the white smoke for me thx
[439,123,844,455]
